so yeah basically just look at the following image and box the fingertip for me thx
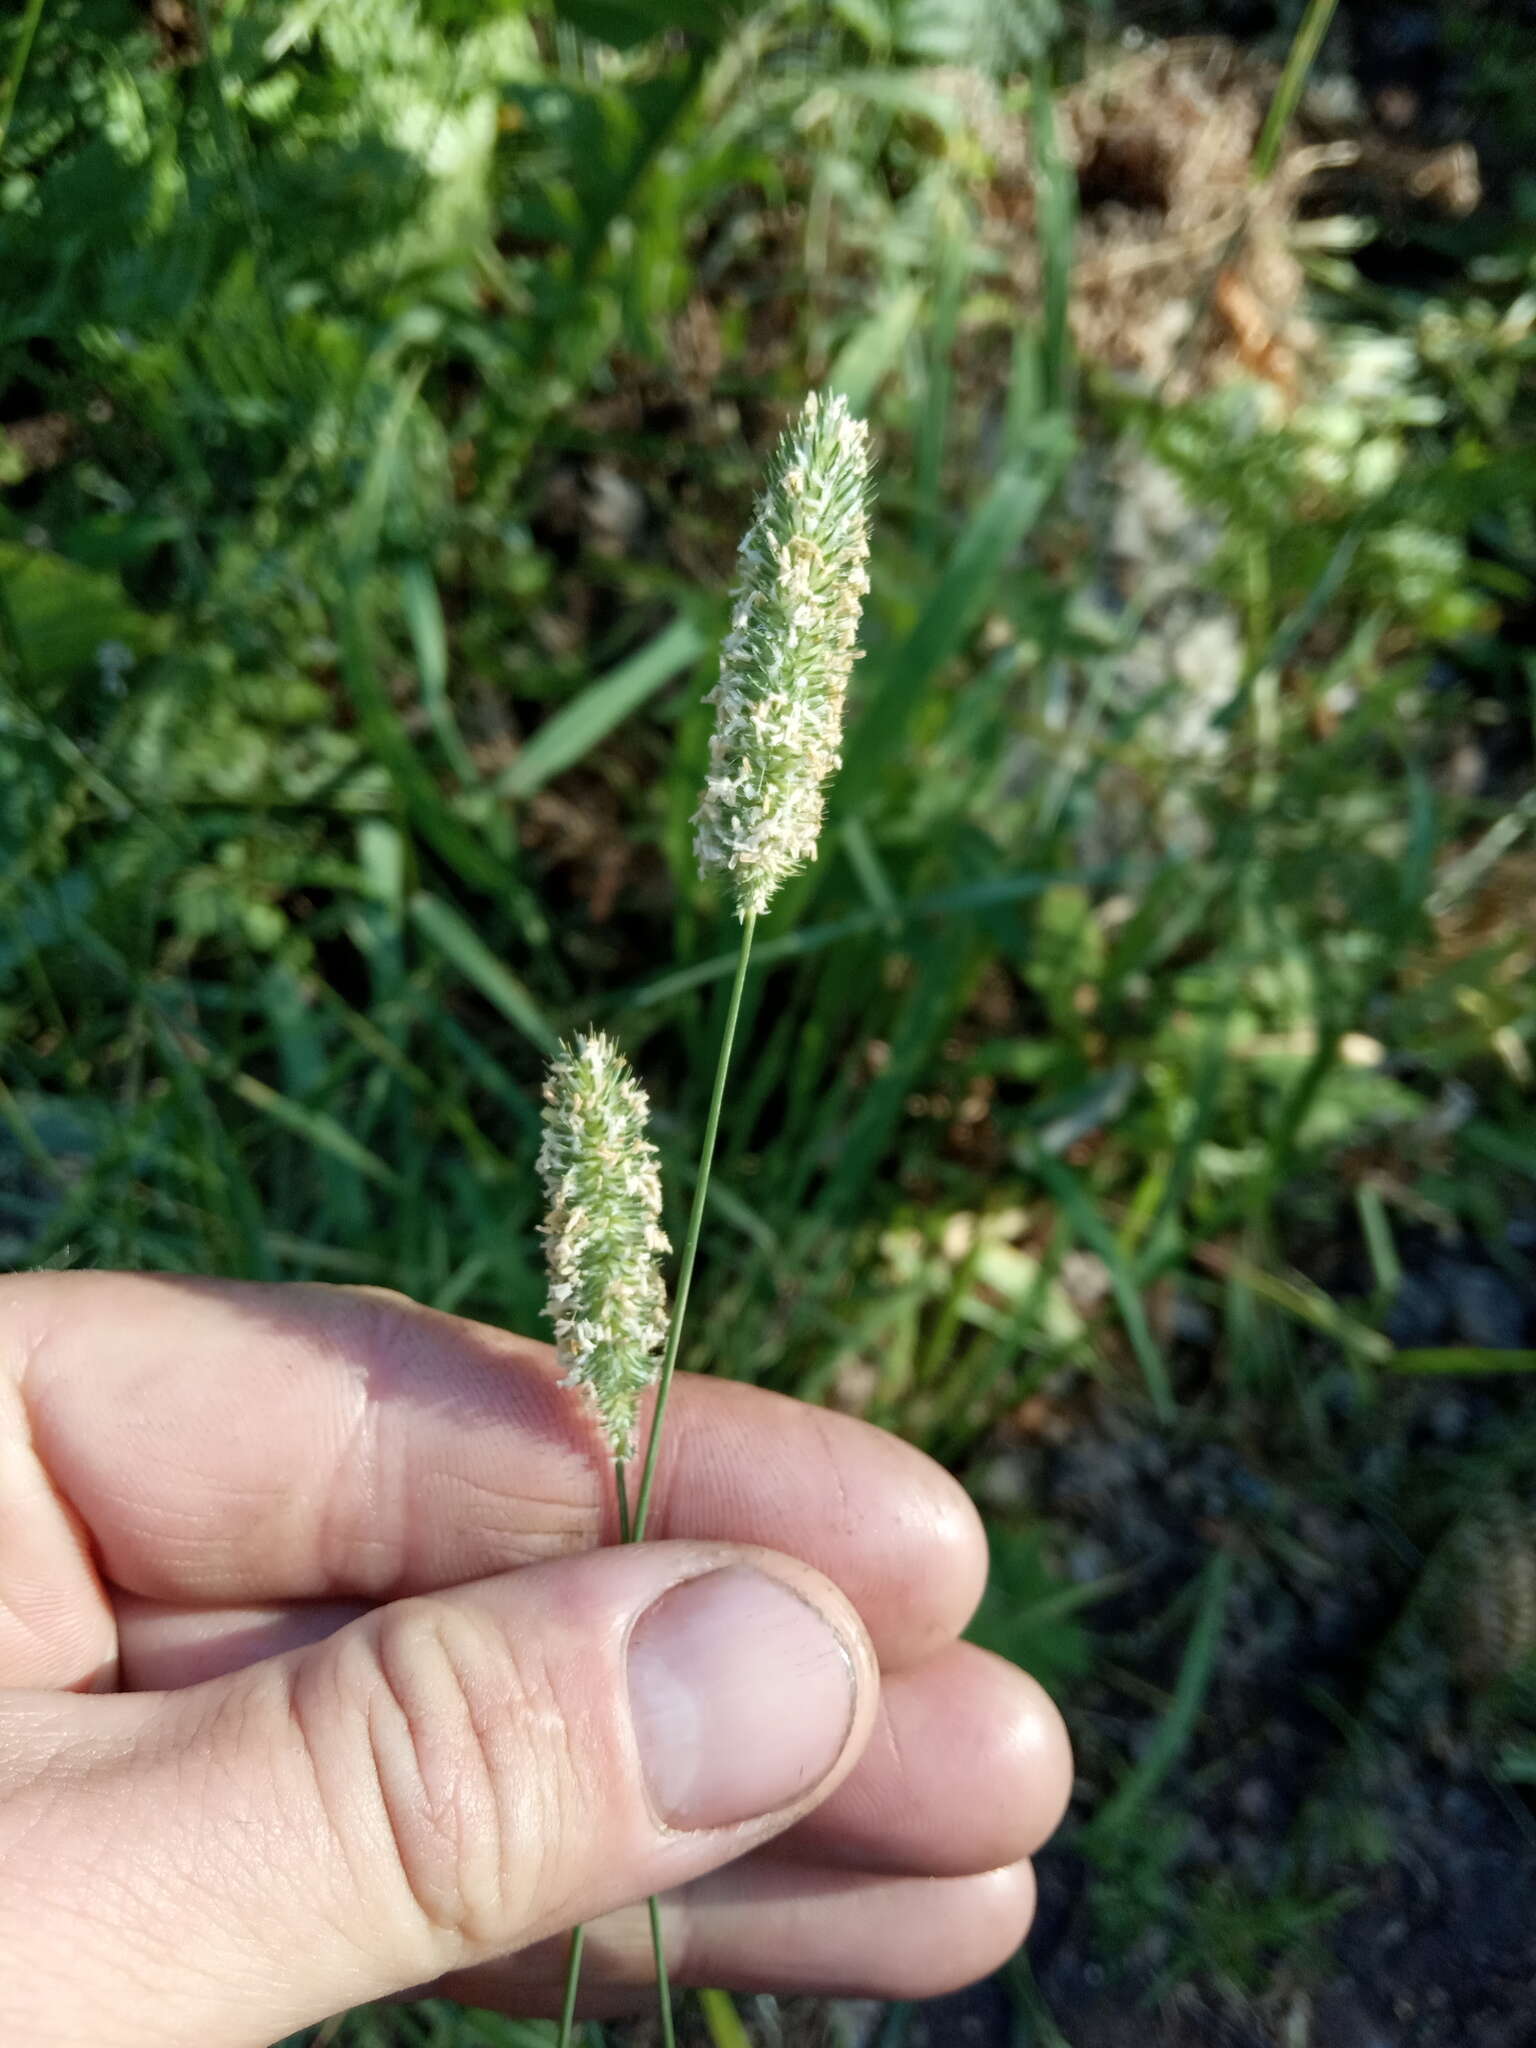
[785,1639,1072,1879]
[890,1860,1038,2001]
[808,1404,991,1661]
[967,1857,1039,1981]
[847,1859,1040,2003]
[921,1457,991,1643]
[982,1651,1075,1855]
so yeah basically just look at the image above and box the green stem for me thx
[0,0,46,165]
[633,908,757,1541]
[556,912,756,2047]
[555,1462,629,2048]
[556,1924,586,2048]
[648,1894,678,2048]
[634,909,756,2045]
[1253,0,1340,181]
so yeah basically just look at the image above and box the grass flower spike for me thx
[561,396,877,2048]
[537,1032,669,1459]
[694,390,873,918]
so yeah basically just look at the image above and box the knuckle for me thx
[336,1599,550,1955]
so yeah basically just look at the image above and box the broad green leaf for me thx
[0,543,159,683]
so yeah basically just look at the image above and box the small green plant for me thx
[8,1,1536,2035]
[540,392,873,2048]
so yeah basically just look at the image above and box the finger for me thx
[0,1362,117,1691]
[0,1544,877,2048]
[113,1593,368,1688]
[783,1643,1073,1876]
[10,1272,983,1671]
[444,1854,1039,2010]
[119,1607,1072,1883]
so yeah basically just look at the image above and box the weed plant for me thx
[4,1,1536,2041]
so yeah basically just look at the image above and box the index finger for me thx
[5,1273,985,1673]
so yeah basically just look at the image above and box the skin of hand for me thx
[0,1273,1072,2046]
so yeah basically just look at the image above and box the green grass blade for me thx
[496,615,707,800]
[338,573,542,924]
[227,1070,401,1191]
[1389,1349,1536,1375]
[696,1990,752,2048]
[1194,1242,1393,1365]
[1024,1145,1177,1420]
[1088,1551,1234,1842]
[838,440,1071,812]
[625,864,1130,1007]
[408,891,561,1056]
[1030,60,1075,416]
[1253,0,1341,179]
[827,280,924,414]
[914,214,969,560]
[401,558,480,788]
[0,0,48,167]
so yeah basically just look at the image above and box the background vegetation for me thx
[3,0,1535,2041]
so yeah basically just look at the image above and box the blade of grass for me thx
[1133,1009,1230,1280]
[914,210,969,561]
[1356,1183,1402,1301]
[495,615,708,800]
[146,1019,278,1279]
[408,890,560,1056]
[1253,0,1342,179]
[401,558,480,788]
[624,862,1136,1007]
[1390,1349,1536,1375]
[1029,60,1075,417]
[837,438,1071,813]
[1192,1241,1392,1364]
[1024,1145,1176,1421]
[827,280,924,415]
[226,1070,401,1190]
[821,925,975,1225]
[338,571,544,927]
[1087,1551,1233,1843]
[696,1990,752,2048]
[0,0,47,162]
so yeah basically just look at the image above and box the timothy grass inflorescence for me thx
[693,389,873,919]
[537,1032,669,1459]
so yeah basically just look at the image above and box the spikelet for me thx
[693,390,873,919]
[537,1033,670,1458]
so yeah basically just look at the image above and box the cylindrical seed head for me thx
[693,390,873,919]
[536,1032,670,1458]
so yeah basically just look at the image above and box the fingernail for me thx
[628,1566,857,1831]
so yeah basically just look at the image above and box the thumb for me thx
[1,1543,877,2048]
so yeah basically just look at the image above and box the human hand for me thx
[0,1273,1071,2045]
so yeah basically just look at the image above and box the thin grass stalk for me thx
[647,1894,677,2048]
[633,910,757,1540]
[1253,0,1342,181]
[0,0,47,162]
[627,914,758,2045]
[555,914,756,2045]
[1159,0,1341,399]
[556,1925,586,2048]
